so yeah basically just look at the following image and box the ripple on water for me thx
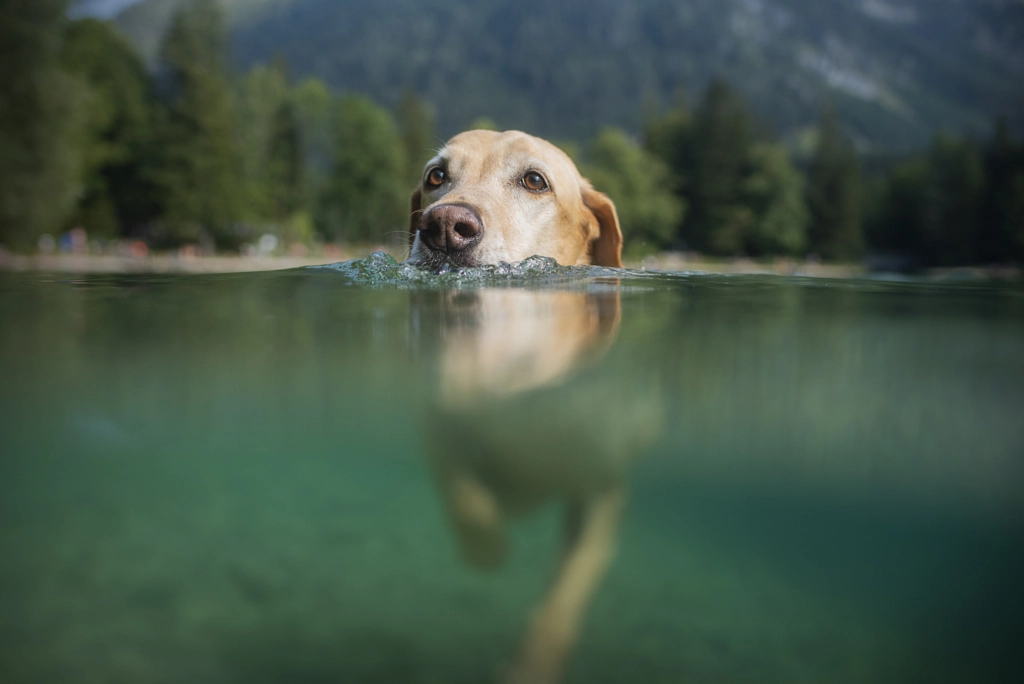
[308,251,651,289]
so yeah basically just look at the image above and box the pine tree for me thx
[236,61,290,224]
[644,92,692,246]
[805,107,863,260]
[154,0,242,247]
[396,89,436,189]
[292,77,335,234]
[61,18,161,238]
[685,80,755,255]
[981,118,1024,263]
[868,158,930,263]
[266,99,304,223]
[743,143,809,256]
[0,0,87,249]
[321,95,405,243]
[922,134,984,265]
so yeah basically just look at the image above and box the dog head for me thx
[407,130,622,269]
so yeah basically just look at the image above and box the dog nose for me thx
[418,204,484,252]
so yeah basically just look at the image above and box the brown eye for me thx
[425,167,446,188]
[522,171,548,192]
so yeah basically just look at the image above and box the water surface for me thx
[1,256,1022,683]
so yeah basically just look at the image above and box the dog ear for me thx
[582,186,623,268]
[409,188,423,255]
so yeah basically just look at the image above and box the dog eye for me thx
[425,167,446,188]
[522,171,548,192]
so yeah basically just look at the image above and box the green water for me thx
[1,256,1022,683]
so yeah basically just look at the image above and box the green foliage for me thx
[3,0,1020,267]
[980,119,1024,263]
[644,94,691,200]
[1004,174,1024,259]
[641,88,811,257]
[868,126,1024,267]
[582,128,684,254]
[153,0,242,246]
[743,144,809,256]
[292,77,334,224]
[685,80,756,255]
[236,60,304,235]
[61,18,161,237]
[806,107,863,260]
[396,90,436,188]
[0,0,88,248]
[923,134,985,265]
[867,158,929,259]
[267,100,304,222]
[321,95,406,243]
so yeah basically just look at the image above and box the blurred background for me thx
[1,0,1022,270]
[2,6,1024,681]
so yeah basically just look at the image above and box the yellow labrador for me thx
[407,132,651,683]
[407,130,623,269]
[425,288,638,684]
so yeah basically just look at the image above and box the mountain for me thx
[113,0,1024,150]
[70,0,143,18]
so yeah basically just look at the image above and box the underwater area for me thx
[0,254,1022,684]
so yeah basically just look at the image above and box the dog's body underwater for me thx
[405,131,660,683]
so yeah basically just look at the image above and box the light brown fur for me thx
[408,133,639,683]
[427,288,629,684]
[407,130,622,268]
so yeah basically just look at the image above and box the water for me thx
[1,255,1022,684]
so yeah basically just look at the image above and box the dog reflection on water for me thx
[421,286,662,684]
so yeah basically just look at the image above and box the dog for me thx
[407,129,623,270]
[407,131,658,683]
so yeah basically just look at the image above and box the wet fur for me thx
[407,130,623,270]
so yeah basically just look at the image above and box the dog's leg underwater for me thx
[503,487,625,684]
[431,454,506,570]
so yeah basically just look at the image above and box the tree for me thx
[869,133,987,267]
[153,0,242,247]
[321,95,405,243]
[644,92,692,193]
[805,107,863,260]
[921,134,984,265]
[266,99,304,225]
[643,93,692,245]
[235,60,306,232]
[61,18,161,238]
[1003,173,1024,262]
[980,119,1024,263]
[685,80,755,254]
[292,77,335,232]
[743,143,809,256]
[0,0,87,249]
[396,89,436,188]
[583,128,685,255]
[867,158,930,261]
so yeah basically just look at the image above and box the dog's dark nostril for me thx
[418,204,484,253]
[454,221,478,239]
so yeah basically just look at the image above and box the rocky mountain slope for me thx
[111,0,1024,149]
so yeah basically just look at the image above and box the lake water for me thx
[1,254,1022,684]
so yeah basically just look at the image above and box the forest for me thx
[2,0,1022,267]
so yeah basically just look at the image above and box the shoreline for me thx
[0,250,1017,281]
[0,252,362,274]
